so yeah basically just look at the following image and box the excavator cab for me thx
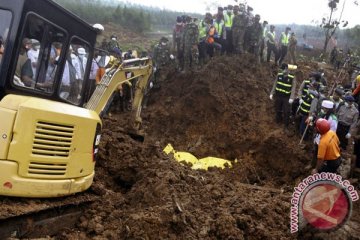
[0,0,152,198]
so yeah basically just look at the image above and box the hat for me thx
[286,27,291,31]
[218,7,224,11]
[321,100,334,109]
[176,16,182,23]
[281,63,288,70]
[77,47,86,55]
[344,95,355,102]
[160,37,168,42]
[334,87,344,96]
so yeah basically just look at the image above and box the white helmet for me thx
[321,100,334,109]
[92,23,104,32]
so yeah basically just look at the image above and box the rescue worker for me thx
[336,95,359,150]
[276,27,291,65]
[198,13,212,66]
[231,5,247,54]
[213,12,226,55]
[182,16,199,73]
[352,75,360,113]
[288,32,297,65]
[330,87,344,111]
[312,118,341,174]
[310,100,338,169]
[108,34,121,54]
[224,5,234,54]
[172,16,185,70]
[153,37,174,84]
[243,6,254,52]
[266,25,277,62]
[298,81,319,137]
[247,14,263,60]
[259,20,268,62]
[270,63,296,127]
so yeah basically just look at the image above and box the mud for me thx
[1,54,359,239]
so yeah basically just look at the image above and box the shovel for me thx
[299,123,310,147]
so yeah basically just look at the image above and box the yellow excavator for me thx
[0,0,152,198]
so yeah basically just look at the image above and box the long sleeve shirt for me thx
[336,104,359,132]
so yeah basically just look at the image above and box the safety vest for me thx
[299,92,315,115]
[214,21,224,37]
[268,31,276,44]
[301,79,311,99]
[275,72,294,95]
[224,13,234,28]
[281,32,290,46]
[198,20,207,40]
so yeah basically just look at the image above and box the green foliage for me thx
[53,0,202,33]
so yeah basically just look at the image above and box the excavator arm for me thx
[85,58,153,131]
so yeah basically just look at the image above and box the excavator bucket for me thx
[163,144,235,170]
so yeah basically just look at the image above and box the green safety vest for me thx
[224,13,234,28]
[299,92,315,115]
[281,32,290,46]
[268,31,276,44]
[214,21,224,37]
[301,79,311,99]
[275,72,294,95]
[198,20,207,40]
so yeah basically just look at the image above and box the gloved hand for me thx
[299,98,303,104]
[306,116,313,124]
[269,94,273,100]
[149,81,154,89]
[346,133,351,139]
[170,54,175,60]
[289,99,294,104]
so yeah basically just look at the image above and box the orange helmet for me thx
[207,37,214,44]
[316,118,330,135]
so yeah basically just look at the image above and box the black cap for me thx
[176,16,182,23]
[218,7,224,11]
[160,37,168,42]
[281,63,288,70]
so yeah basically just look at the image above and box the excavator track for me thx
[0,192,98,239]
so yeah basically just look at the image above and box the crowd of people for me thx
[149,3,360,178]
[152,3,299,74]
[270,62,360,175]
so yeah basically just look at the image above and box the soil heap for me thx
[60,55,359,240]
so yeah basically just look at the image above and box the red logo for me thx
[301,183,351,230]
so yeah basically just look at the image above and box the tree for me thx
[321,0,349,54]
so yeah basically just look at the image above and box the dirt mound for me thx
[60,55,359,239]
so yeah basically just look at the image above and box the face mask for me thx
[111,38,116,41]
[345,102,350,108]
[35,46,40,50]
[320,109,326,115]
[161,42,167,46]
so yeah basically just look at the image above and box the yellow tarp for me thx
[163,144,235,170]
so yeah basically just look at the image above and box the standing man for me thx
[336,95,359,150]
[153,37,173,82]
[213,12,226,55]
[276,27,291,65]
[182,16,199,73]
[266,25,277,63]
[288,32,297,65]
[259,20,268,62]
[231,5,247,54]
[270,63,297,127]
[312,118,341,174]
[247,14,263,60]
[198,13,211,67]
[224,5,234,54]
[172,16,185,71]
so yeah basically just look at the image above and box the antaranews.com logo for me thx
[290,172,359,233]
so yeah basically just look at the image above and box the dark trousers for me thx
[336,122,350,150]
[277,45,288,65]
[198,41,207,63]
[225,29,233,54]
[275,94,290,126]
[266,41,277,62]
[214,38,226,55]
[319,157,342,173]
[259,38,265,62]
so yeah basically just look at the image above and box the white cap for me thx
[321,100,334,109]
[77,47,86,55]
[92,23,104,32]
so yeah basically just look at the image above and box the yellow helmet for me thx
[357,74,360,83]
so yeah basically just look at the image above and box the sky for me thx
[119,0,359,28]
